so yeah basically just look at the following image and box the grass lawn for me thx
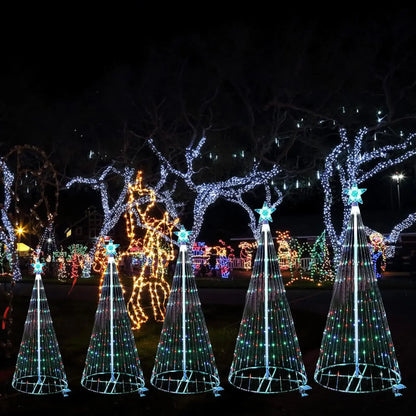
[1,268,414,415]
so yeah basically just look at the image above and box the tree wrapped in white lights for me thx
[151,226,223,396]
[12,259,70,396]
[36,214,59,278]
[0,158,22,281]
[37,214,58,262]
[314,185,405,396]
[228,203,311,396]
[228,183,284,241]
[66,165,135,274]
[81,240,147,395]
[320,127,416,264]
[148,136,282,244]
[5,145,60,278]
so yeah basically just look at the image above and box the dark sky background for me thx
[1,4,416,245]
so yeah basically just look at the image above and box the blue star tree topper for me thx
[174,225,191,243]
[345,184,366,204]
[106,239,119,256]
[32,259,45,274]
[255,202,276,223]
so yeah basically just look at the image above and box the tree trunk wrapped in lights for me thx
[228,203,310,396]
[12,260,70,396]
[151,226,223,396]
[314,185,405,396]
[81,240,147,396]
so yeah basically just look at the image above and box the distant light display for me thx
[192,240,234,278]
[275,230,293,270]
[238,241,257,270]
[309,231,334,284]
[369,231,387,278]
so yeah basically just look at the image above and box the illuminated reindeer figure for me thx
[123,171,179,330]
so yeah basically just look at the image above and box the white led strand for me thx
[181,244,187,380]
[263,222,270,378]
[352,204,359,376]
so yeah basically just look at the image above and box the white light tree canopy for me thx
[148,135,283,244]
[320,127,416,262]
[66,164,135,260]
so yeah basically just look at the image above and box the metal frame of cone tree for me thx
[228,203,311,396]
[314,185,406,396]
[151,226,223,396]
[11,259,70,396]
[81,240,147,396]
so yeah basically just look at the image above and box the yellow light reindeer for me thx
[121,171,178,330]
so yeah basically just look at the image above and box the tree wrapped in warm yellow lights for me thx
[121,171,179,330]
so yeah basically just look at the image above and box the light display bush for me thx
[314,186,405,396]
[228,203,310,396]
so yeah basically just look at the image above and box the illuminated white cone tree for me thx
[81,240,147,395]
[229,203,310,396]
[314,185,405,396]
[151,226,223,396]
[12,259,70,396]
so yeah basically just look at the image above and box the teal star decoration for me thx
[345,184,366,204]
[175,225,190,243]
[255,202,276,222]
[32,259,45,274]
[106,239,119,255]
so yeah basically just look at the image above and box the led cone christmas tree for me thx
[314,185,405,396]
[12,259,70,396]
[81,240,147,396]
[151,226,223,396]
[228,203,310,396]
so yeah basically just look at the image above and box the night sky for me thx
[1,5,416,244]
